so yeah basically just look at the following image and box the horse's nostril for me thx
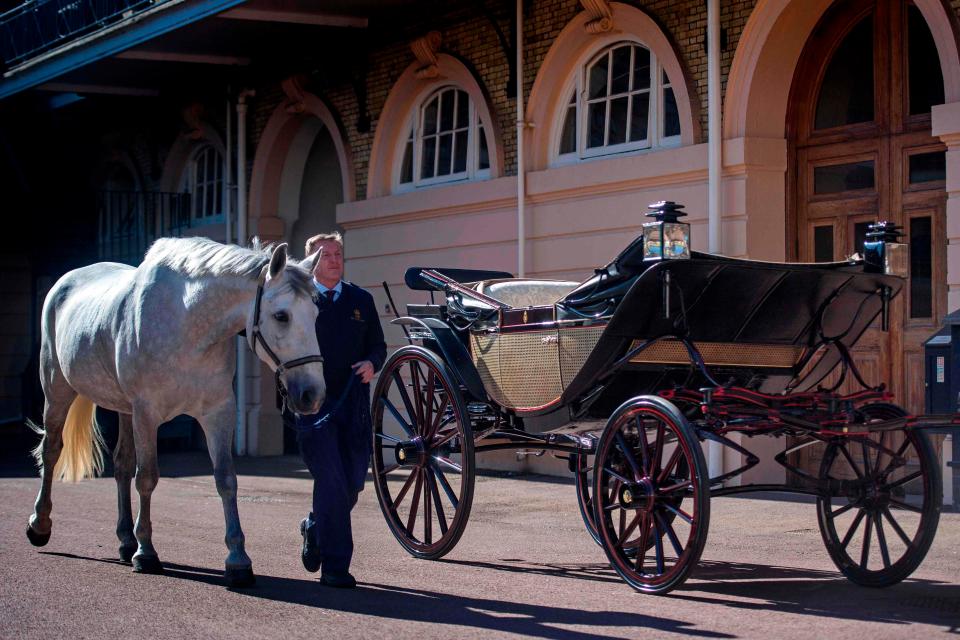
[300,388,316,407]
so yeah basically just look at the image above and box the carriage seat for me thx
[473,278,580,308]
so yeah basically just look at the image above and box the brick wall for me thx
[248,0,760,203]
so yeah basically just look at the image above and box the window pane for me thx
[629,92,649,142]
[909,151,946,183]
[663,87,680,137]
[910,216,932,318]
[437,133,453,176]
[814,15,874,129]
[589,53,609,99]
[400,140,413,183]
[421,138,436,179]
[453,130,467,173]
[478,129,489,170]
[608,96,628,145]
[853,221,871,256]
[423,98,438,135]
[908,6,944,116]
[559,104,576,155]
[456,90,469,127]
[440,90,455,131]
[587,101,607,148]
[611,45,631,94]
[814,225,834,262]
[633,46,651,91]
[813,160,875,194]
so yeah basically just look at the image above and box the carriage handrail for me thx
[420,269,510,310]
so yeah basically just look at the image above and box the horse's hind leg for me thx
[114,413,137,562]
[26,375,76,546]
[130,407,163,574]
[199,400,254,588]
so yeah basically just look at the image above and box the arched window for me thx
[181,144,224,222]
[557,42,680,162]
[397,86,490,189]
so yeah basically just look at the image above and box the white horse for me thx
[25,237,325,587]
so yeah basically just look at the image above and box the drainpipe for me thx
[235,88,254,456]
[707,0,723,481]
[516,0,526,278]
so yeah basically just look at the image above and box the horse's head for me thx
[248,244,325,415]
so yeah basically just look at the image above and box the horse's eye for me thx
[273,311,289,323]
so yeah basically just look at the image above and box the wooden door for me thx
[788,0,947,475]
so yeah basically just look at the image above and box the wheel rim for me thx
[594,405,704,591]
[372,352,472,556]
[817,405,940,583]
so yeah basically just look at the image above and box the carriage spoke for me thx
[830,501,856,518]
[391,371,419,433]
[392,469,419,510]
[432,424,459,448]
[433,456,462,474]
[379,463,400,476]
[603,466,631,485]
[659,480,692,495]
[604,479,623,511]
[840,509,866,549]
[405,469,424,535]
[424,471,433,544]
[635,513,651,573]
[839,444,864,479]
[423,371,435,439]
[888,498,923,513]
[657,447,683,484]
[652,423,665,478]
[615,432,643,481]
[886,470,923,490]
[426,472,448,535]
[409,362,424,428]
[662,502,693,525]
[636,417,651,476]
[381,397,415,438]
[873,433,886,475]
[653,518,665,575]
[620,512,641,542]
[873,512,891,569]
[431,466,459,510]
[618,507,627,539]
[375,432,402,444]
[859,513,873,569]
[428,393,450,441]
[656,511,684,558]
[881,507,913,546]
[878,440,912,478]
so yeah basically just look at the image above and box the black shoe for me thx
[300,518,321,573]
[320,571,356,589]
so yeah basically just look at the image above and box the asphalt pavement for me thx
[1,441,958,639]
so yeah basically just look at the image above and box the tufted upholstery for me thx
[473,278,580,308]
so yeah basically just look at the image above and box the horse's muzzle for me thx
[286,378,324,415]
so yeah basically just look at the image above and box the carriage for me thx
[370,201,946,595]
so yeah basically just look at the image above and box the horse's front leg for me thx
[114,413,137,563]
[199,400,255,587]
[130,408,163,574]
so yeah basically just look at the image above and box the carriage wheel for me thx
[371,346,475,560]
[574,454,601,545]
[593,396,710,595]
[816,403,941,587]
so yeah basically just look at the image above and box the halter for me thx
[248,266,325,406]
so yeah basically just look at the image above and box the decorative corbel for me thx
[580,0,613,34]
[181,103,205,140]
[410,31,442,80]
[281,74,309,114]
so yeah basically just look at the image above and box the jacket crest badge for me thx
[353,309,363,321]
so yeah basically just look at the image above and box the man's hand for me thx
[351,360,375,384]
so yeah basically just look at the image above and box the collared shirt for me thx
[313,279,343,302]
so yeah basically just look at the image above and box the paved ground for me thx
[1,441,958,639]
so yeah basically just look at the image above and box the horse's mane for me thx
[144,237,315,296]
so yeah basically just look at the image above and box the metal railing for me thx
[97,189,191,265]
[0,0,161,69]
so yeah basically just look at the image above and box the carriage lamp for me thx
[643,201,691,260]
[863,221,907,278]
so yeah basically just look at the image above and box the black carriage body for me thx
[401,253,902,420]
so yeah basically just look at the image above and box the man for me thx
[287,232,386,588]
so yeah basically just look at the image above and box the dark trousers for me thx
[295,388,371,574]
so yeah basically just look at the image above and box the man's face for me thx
[312,241,344,284]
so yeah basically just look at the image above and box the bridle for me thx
[247,266,325,404]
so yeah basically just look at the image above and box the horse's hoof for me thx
[225,566,256,588]
[26,526,50,547]
[132,555,164,575]
[118,544,137,563]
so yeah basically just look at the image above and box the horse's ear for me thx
[300,251,319,274]
[267,243,288,281]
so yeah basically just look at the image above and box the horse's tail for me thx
[29,395,105,483]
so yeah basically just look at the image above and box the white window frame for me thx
[181,144,224,223]
[395,85,491,192]
[554,40,682,166]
